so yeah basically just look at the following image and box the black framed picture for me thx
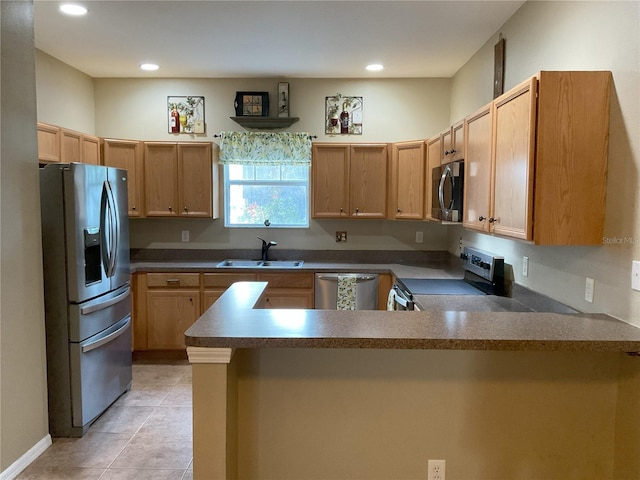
[234,92,269,117]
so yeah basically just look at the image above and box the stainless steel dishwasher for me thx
[314,273,379,310]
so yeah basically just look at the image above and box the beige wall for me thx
[35,50,95,134]
[235,348,623,479]
[90,76,453,251]
[1,0,49,473]
[448,1,640,323]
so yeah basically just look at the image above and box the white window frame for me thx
[223,164,310,228]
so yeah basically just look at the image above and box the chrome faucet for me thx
[257,236,277,262]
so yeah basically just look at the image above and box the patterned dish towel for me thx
[337,275,357,310]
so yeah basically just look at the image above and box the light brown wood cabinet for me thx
[144,142,216,218]
[390,140,425,220]
[441,120,464,164]
[463,71,611,245]
[425,135,442,221]
[202,272,258,311]
[142,273,201,350]
[462,103,493,231]
[134,270,315,351]
[312,143,388,219]
[37,122,61,163]
[102,138,144,217]
[37,122,100,165]
[258,272,314,309]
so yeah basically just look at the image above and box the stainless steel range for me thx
[392,247,505,309]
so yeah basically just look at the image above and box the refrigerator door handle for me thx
[81,316,131,353]
[80,286,131,315]
[100,180,120,277]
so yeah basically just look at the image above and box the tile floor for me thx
[17,359,193,480]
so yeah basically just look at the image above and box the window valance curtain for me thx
[218,131,312,166]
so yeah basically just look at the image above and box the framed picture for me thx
[234,92,269,117]
[325,94,363,135]
[167,96,205,134]
[278,82,289,117]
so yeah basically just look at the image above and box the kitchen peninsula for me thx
[184,281,640,480]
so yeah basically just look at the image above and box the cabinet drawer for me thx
[257,273,314,289]
[146,273,200,288]
[203,273,257,288]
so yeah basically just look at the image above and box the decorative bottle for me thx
[340,102,349,134]
[170,108,180,133]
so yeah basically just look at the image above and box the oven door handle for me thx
[392,285,414,310]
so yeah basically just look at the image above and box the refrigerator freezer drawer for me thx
[69,315,132,433]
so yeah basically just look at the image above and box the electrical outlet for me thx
[428,459,446,480]
[416,231,424,243]
[585,277,594,303]
[181,230,190,242]
[335,231,347,242]
[632,261,640,292]
[522,256,529,277]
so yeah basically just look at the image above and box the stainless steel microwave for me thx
[431,160,464,222]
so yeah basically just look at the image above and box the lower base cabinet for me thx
[133,271,315,351]
[147,290,200,349]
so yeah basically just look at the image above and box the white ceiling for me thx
[34,0,526,79]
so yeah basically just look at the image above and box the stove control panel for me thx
[461,246,504,283]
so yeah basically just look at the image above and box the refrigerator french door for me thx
[40,163,132,437]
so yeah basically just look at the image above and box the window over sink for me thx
[219,131,311,228]
[224,164,309,228]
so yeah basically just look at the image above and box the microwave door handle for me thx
[438,165,452,213]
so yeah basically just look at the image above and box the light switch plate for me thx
[522,256,529,277]
[632,261,640,291]
[181,230,189,242]
[416,231,424,243]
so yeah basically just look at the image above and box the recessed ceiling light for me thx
[140,63,159,71]
[366,64,384,72]
[59,4,87,16]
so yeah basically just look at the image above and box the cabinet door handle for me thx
[168,206,173,211]
[166,279,180,284]
[184,207,188,212]
[488,217,497,223]
[479,216,485,221]
[397,208,402,213]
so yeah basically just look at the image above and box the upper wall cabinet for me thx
[144,142,217,218]
[441,119,464,164]
[312,143,388,219]
[102,138,145,217]
[390,140,425,220]
[463,71,612,245]
[37,122,61,163]
[425,134,442,221]
[462,103,493,232]
[37,122,99,165]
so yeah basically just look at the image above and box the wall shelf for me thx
[230,116,300,129]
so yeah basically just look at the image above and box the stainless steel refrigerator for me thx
[40,163,132,437]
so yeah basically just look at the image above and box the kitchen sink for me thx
[261,260,304,268]
[216,259,304,269]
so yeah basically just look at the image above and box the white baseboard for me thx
[0,434,52,480]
